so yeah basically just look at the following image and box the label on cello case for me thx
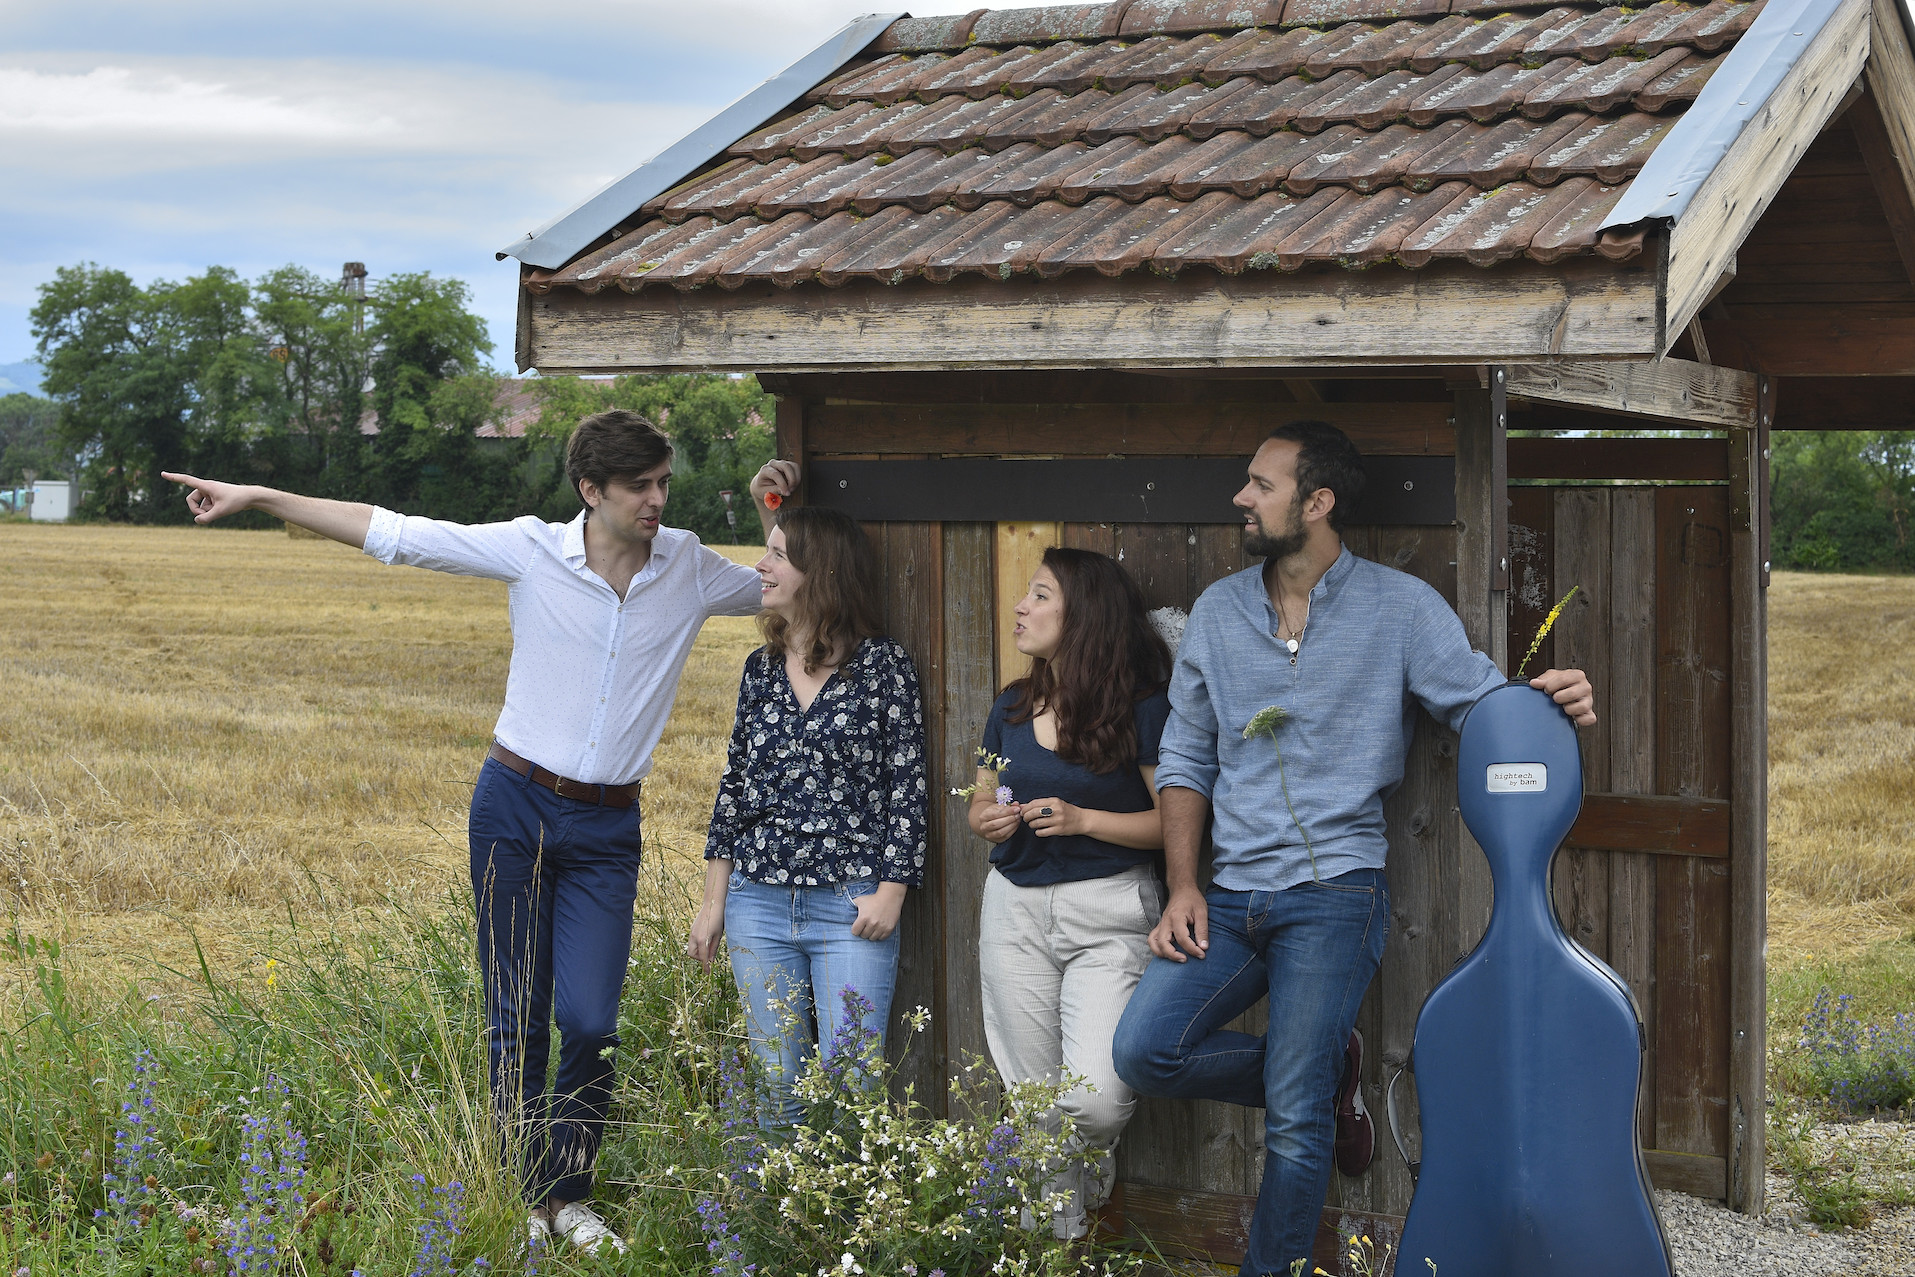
[1486,763,1548,793]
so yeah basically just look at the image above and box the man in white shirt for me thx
[163,410,794,1254]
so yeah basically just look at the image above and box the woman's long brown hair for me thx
[1006,547,1172,774]
[758,506,886,674]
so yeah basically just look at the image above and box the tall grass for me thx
[0,860,741,1274]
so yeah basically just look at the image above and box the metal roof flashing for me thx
[1600,0,1854,233]
[499,11,907,270]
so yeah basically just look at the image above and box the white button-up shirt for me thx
[363,507,762,784]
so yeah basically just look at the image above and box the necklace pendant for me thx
[1285,637,1300,654]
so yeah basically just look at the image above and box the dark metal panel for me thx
[807,456,1454,524]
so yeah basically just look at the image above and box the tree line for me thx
[13,261,1913,569]
[13,263,775,544]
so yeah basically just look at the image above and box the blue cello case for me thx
[1395,682,1673,1277]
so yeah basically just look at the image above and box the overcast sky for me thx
[1,0,980,378]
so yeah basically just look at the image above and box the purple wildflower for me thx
[963,1122,1023,1224]
[406,1176,467,1277]
[98,1050,163,1252]
[994,785,1014,806]
[225,1076,307,1275]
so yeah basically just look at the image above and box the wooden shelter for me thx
[504,0,1915,1266]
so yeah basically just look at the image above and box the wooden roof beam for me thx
[524,258,1662,375]
[1853,0,1915,289]
[1505,358,1758,430]
[1650,0,1873,346]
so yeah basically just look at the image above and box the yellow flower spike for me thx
[1514,584,1579,682]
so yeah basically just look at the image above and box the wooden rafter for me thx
[1505,358,1758,429]
[1661,0,1872,344]
[1856,0,1915,289]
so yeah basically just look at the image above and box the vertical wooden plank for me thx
[1505,488,1556,676]
[1194,525,1252,595]
[875,523,947,1113]
[1452,383,1505,957]
[995,522,1060,689]
[1550,489,1612,962]
[1062,522,1117,557]
[939,523,1001,1106]
[1727,425,1768,1214]
[1609,488,1660,1151]
[774,395,808,506]
[1653,486,1733,1166]
[1114,523,1194,613]
[1368,524,1463,1220]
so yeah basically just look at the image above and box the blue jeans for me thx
[469,756,642,1205]
[1111,870,1389,1276]
[724,874,901,1127]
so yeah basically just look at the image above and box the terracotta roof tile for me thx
[858,146,1025,212]
[1279,0,1450,27]
[1165,127,1324,197]
[1083,79,1219,141]
[1274,181,1473,265]
[1397,179,1595,266]
[968,4,1124,46]
[1403,114,1588,189]
[1634,54,1720,111]
[1528,112,1677,184]
[1405,58,1584,125]
[811,53,916,108]
[1000,41,1110,94]
[1284,117,1468,193]
[1120,0,1286,36]
[1526,177,1629,261]
[1200,26,1338,84]
[1521,48,1694,118]
[1152,186,1347,272]
[1188,71,1362,136]
[544,0,1769,295]
[1295,63,1467,131]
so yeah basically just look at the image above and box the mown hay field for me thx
[0,522,760,989]
[0,525,1910,988]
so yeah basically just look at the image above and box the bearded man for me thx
[1111,420,1596,1276]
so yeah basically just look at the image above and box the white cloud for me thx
[0,66,396,140]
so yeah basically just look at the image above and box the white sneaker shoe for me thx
[553,1201,628,1255]
[527,1211,552,1249]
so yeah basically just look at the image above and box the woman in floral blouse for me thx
[689,505,927,1124]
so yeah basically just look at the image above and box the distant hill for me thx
[0,361,42,396]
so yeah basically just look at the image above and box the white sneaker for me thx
[553,1201,628,1255]
[527,1211,552,1253]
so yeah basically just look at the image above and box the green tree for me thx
[0,393,67,488]
[529,374,775,543]
[1771,431,1915,572]
[252,265,372,495]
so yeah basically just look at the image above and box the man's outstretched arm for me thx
[164,473,372,548]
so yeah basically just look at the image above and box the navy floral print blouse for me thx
[704,637,928,887]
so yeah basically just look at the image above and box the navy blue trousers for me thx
[469,756,642,1205]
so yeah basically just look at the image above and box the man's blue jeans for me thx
[1112,870,1389,1276]
[470,756,643,1205]
[724,874,901,1127]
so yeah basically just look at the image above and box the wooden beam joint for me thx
[1505,358,1758,429]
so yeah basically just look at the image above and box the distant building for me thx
[29,480,71,522]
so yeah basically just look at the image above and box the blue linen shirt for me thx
[705,638,928,887]
[1155,546,1504,893]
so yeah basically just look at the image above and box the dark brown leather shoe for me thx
[1334,1029,1376,1176]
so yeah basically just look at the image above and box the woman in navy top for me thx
[965,547,1172,1238]
[690,506,927,1126]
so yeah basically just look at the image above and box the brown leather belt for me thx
[487,743,641,809]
